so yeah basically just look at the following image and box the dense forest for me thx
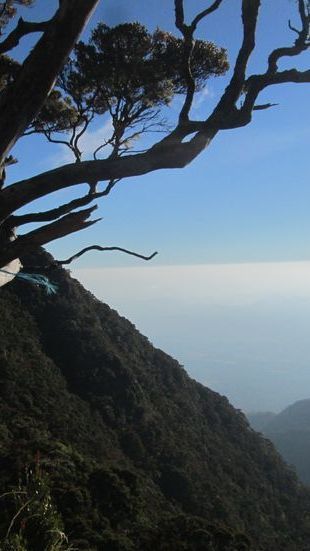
[1,250,310,550]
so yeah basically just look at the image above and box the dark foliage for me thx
[1,250,310,549]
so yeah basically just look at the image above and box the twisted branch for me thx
[268,0,310,73]
[0,206,99,266]
[56,246,158,265]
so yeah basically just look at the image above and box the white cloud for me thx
[74,261,310,308]
[192,85,214,111]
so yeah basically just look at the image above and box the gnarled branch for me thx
[0,131,217,222]
[174,0,225,124]
[268,0,309,73]
[7,192,100,228]
[0,206,99,266]
[56,245,158,265]
[0,18,50,54]
[212,0,261,117]
[174,1,196,123]
[191,0,224,31]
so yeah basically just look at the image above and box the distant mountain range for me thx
[247,399,310,485]
[1,249,310,550]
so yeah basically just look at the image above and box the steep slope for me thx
[251,400,310,486]
[1,250,310,550]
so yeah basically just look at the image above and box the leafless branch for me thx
[0,18,50,54]
[174,0,225,123]
[101,178,120,196]
[93,140,111,160]
[0,206,100,266]
[212,0,261,118]
[72,115,93,160]
[7,192,101,227]
[174,4,196,123]
[43,132,76,153]
[0,133,214,222]
[191,0,224,31]
[289,20,301,36]
[56,245,158,265]
[226,67,310,129]
[268,0,310,73]
[253,102,278,111]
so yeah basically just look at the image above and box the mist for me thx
[74,261,310,412]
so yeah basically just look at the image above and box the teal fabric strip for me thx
[0,269,58,295]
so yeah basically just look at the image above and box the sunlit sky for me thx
[6,1,310,412]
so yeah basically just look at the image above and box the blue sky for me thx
[9,0,310,267]
[6,1,310,412]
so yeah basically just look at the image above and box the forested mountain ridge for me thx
[1,250,310,550]
[248,400,310,486]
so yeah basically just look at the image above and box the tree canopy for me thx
[32,22,228,161]
[0,0,309,268]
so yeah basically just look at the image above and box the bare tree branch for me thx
[268,0,310,73]
[211,0,261,118]
[175,0,224,33]
[6,178,123,229]
[174,1,196,123]
[7,192,100,227]
[0,129,217,222]
[0,18,50,54]
[235,68,310,128]
[206,0,309,131]
[0,206,100,266]
[191,0,224,31]
[174,0,225,124]
[252,102,278,111]
[56,245,158,265]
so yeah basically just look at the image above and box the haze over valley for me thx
[75,260,310,413]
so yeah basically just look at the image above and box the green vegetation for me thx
[1,462,75,551]
[1,250,310,549]
[38,22,228,161]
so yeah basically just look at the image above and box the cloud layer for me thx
[74,262,310,412]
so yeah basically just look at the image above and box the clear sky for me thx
[6,1,310,412]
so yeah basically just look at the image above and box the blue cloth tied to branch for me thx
[0,268,58,295]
